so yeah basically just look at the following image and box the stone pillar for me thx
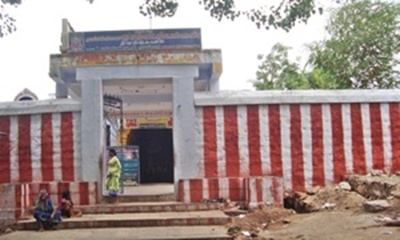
[80,79,104,184]
[172,76,196,196]
[55,83,69,99]
[209,78,220,92]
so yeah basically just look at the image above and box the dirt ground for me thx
[229,205,400,240]
[261,211,400,240]
[229,173,400,240]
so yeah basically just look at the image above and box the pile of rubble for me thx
[226,172,400,239]
[227,207,295,239]
[284,172,400,214]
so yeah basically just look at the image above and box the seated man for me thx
[33,189,62,231]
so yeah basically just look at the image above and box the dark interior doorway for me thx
[127,129,173,183]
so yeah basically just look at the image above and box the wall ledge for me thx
[194,90,400,106]
[0,99,81,116]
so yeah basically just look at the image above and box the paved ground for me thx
[19,210,227,223]
[0,226,230,240]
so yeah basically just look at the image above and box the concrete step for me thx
[102,193,176,202]
[17,210,230,231]
[27,202,221,215]
[1,226,233,240]
[80,202,221,214]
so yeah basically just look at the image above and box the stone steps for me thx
[27,202,221,215]
[16,210,230,231]
[103,193,176,202]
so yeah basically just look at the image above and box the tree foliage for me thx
[253,0,400,90]
[0,0,20,37]
[309,0,400,89]
[251,43,310,90]
[0,0,334,38]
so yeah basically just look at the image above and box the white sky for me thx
[0,0,332,101]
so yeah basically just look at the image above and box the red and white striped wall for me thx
[0,112,82,184]
[178,178,245,203]
[178,177,284,208]
[11,181,97,219]
[244,177,283,208]
[194,102,400,192]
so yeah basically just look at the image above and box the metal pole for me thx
[0,132,6,137]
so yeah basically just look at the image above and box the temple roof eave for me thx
[49,49,222,83]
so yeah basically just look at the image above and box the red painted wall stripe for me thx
[0,116,11,183]
[57,182,70,203]
[203,107,218,178]
[247,105,262,176]
[330,104,346,183]
[14,185,22,219]
[79,182,90,205]
[229,178,241,201]
[41,114,54,181]
[389,103,400,172]
[18,115,32,182]
[61,112,74,181]
[189,179,203,202]
[271,177,282,205]
[223,106,240,177]
[268,105,282,177]
[178,181,185,202]
[208,179,219,200]
[351,104,366,174]
[369,104,385,170]
[311,104,325,186]
[255,179,262,203]
[290,105,305,191]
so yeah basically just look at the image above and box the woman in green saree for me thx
[106,148,122,203]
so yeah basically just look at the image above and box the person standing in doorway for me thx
[106,148,122,203]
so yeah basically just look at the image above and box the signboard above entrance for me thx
[68,28,202,53]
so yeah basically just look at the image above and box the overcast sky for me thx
[0,0,332,102]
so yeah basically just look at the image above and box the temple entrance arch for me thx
[49,19,222,200]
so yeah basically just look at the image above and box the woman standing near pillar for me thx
[106,148,122,203]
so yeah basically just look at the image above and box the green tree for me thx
[0,0,337,38]
[308,0,400,89]
[251,43,311,90]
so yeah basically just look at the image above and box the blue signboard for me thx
[107,146,140,185]
[69,28,202,52]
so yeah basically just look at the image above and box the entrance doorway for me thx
[127,129,173,183]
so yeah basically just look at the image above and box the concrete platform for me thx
[17,211,230,230]
[1,226,233,240]
[103,184,176,202]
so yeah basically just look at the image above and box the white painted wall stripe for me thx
[262,177,273,204]
[202,178,209,200]
[342,104,354,173]
[218,178,229,199]
[280,105,292,189]
[30,114,42,182]
[88,182,97,205]
[52,113,62,181]
[194,108,205,177]
[215,106,226,177]
[9,116,19,183]
[300,105,313,190]
[69,182,80,205]
[381,103,392,173]
[249,179,257,203]
[237,106,249,176]
[73,112,82,181]
[183,180,190,203]
[322,104,334,185]
[361,103,373,172]
[259,105,271,174]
